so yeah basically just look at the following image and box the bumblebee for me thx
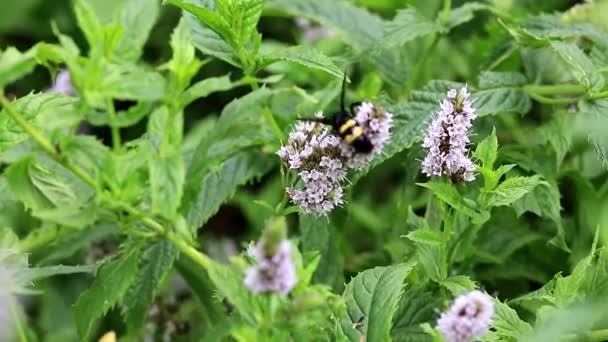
[303,74,373,154]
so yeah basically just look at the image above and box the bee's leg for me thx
[350,102,363,114]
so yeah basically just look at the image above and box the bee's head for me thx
[352,135,374,154]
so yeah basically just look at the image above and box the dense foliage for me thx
[1,0,608,341]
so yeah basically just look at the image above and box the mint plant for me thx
[1,0,608,341]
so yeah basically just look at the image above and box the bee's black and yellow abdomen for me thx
[336,118,373,154]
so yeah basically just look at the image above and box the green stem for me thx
[587,329,608,341]
[2,92,210,272]
[522,83,586,95]
[440,211,453,281]
[106,99,121,152]
[589,90,608,100]
[249,79,285,141]
[0,94,57,155]
[441,0,452,24]
[9,298,28,342]
[405,34,440,97]
[18,226,60,253]
[526,92,583,105]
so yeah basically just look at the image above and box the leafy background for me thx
[2,0,608,341]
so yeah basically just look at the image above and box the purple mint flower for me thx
[341,102,394,169]
[48,69,76,96]
[421,86,477,182]
[277,119,348,215]
[244,240,298,295]
[436,290,494,342]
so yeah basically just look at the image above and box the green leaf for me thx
[99,64,166,101]
[182,152,273,230]
[260,45,343,79]
[550,41,605,92]
[578,100,608,169]
[406,228,442,246]
[488,176,543,207]
[445,2,488,30]
[0,93,79,153]
[74,0,104,49]
[169,18,203,90]
[215,0,264,46]
[474,128,498,169]
[475,71,532,116]
[0,46,38,88]
[165,0,239,53]
[300,214,344,291]
[74,250,140,340]
[341,263,415,342]
[441,275,476,296]
[23,263,97,283]
[483,299,533,341]
[184,6,239,66]
[391,286,441,342]
[123,241,178,333]
[114,0,160,61]
[418,181,488,223]
[149,152,185,220]
[381,7,439,49]
[182,74,237,106]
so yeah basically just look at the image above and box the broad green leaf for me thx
[74,250,139,340]
[381,7,439,49]
[482,300,533,341]
[182,74,237,106]
[182,152,273,230]
[488,176,543,207]
[578,100,608,169]
[0,93,79,153]
[550,41,604,92]
[184,7,239,66]
[114,0,160,61]
[215,0,264,46]
[391,286,441,342]
[74,0,104,49]
[123,241,178,333]
[267,0,383,50]
[300,214,344,291]
[0,46,38,88]
[259,46,343,79]
[149,152,185,220]
[340,263,415,342]
[418,181,488,223]
[441,275,476,296]
[99,64,165,101]
[406,228,442,246]
[165,0,239,54]
[475,71,531,116]
[445,2,488,30]
[474,128,498,169]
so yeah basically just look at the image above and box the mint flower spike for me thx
[277,117,347,216]
[436,290,495,342]
[48,69,76,96]
[341,102,394,170]
[421,86,477,183]
[244,218,297,295]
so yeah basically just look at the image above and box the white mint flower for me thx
[244,240,297,295]
[421,86,477,182]
[341,102,394,169]
[277,119,348,215]
[436,290,494,342]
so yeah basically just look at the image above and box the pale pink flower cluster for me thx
[278,104,393,215]
[341,102,393,169]
[436,290,495,342]
[244,240,297,295]
[421,87,477,182]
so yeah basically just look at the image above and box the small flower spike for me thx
[436,290,495,342]
[277,119,347,215]
[244,218,297,295]
[48,69,76,96]
[422,86,477,182]
[341,102,394,169]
